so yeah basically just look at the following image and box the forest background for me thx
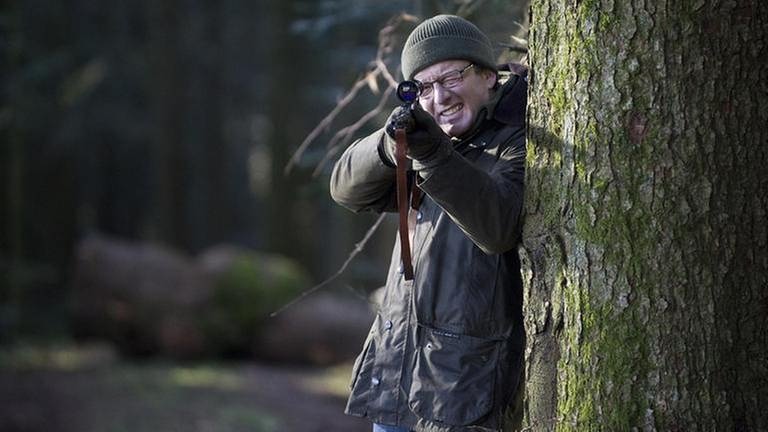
[1,1,528,431]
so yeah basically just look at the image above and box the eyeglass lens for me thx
[419,64,473,99]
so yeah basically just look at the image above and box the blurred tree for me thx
[1,4,24,321]
[1,1,82,337]
[522,0,767,429]
[147,0,188,249]
[263,0,302,256]
[200,2,230,247]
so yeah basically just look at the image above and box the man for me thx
[330,14,527,432]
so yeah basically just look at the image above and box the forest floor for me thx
[0,343,370,432]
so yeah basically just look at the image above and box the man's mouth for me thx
[440,103,463,118]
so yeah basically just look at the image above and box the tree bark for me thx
[522,0,767,430]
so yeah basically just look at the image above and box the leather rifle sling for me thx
[394,128,414,280]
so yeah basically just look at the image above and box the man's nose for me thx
[432,83,452,104]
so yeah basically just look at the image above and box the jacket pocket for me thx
[408,324,499,426]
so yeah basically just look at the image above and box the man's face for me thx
[414,59,496,137]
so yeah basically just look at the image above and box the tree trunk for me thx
[263,0,302,256]
[147,0,188,249]
[3,121,24,325]
[522,0,767,430]
[201,1,230,247]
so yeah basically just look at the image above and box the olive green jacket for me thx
[330,70,527,432]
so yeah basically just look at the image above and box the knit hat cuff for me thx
[401,35,497,80]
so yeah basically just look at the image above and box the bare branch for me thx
[284,68,382,175]
[312,85,394,177]
[376,58,399,88]
[499,43,529,54]
[284,12,419,176]
[269,212,388,317]
[456,0,488,17]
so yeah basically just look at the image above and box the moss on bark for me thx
[523,0,768,430]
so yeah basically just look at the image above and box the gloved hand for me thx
[381,104,450,164]
[378,105,412,166]
[405,105,451,161]
[385,105,416,137]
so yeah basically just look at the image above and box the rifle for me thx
[392,80,423,281]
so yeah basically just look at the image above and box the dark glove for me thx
[385,105,416,137]
[378,105,413,166]
[406,105,451,161]
[382,105,450,163]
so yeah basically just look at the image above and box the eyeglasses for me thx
[417,63,475,100]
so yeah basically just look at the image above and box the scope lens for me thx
[397,81,421,103]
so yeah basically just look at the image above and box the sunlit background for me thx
[1,1,528,430]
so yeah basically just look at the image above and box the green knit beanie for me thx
[401,14,496,80]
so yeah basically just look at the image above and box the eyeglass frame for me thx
[415,63,476,100]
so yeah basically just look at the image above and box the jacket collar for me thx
[453,64,528,149]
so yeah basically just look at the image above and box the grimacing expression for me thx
[415,59,497,137]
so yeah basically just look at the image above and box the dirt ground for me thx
[0,345,370,432]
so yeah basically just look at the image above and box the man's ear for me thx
[484,69,498,89]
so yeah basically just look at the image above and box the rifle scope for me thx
[396,80,422,104]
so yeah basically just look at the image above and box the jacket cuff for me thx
[376,133,397,168]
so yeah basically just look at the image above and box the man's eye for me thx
[442,77,460,87]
